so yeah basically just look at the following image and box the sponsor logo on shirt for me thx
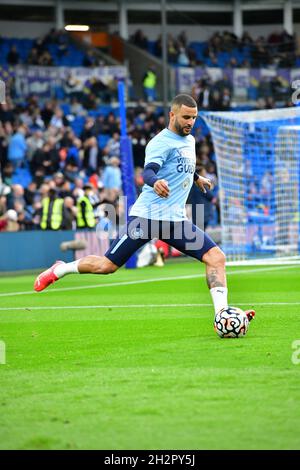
[176,149,195,174]
[182,177,190,190]
[130,227,144,239]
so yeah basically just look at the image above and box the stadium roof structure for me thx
[0,0,299,32]
[0,0,299,20]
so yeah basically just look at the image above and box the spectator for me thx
[0,209,19,232]
[143,65,158,102]
[12,184,26,211]
[196,79,212,110]
[100,112,119,135]
[102,156,122,203]
[209,90,223,111]
[76,183,97,229]
[27,47,39,65]
[31,141,59,175]
[167,34,179,63]
[64,73,83,100]
[177,47,190,66]
[221,88,231,110]
[1,162,13,187]
[61,196,77,230]
[70,97,86,116]
[40,187,64,230]
[6,46,20,65]
[103,132,120,159]
[83,137,101,175]
[41,101,54,127]
[132,29,148,50]
[81,117,97,141]
[50,107,68,129]
[38,50,53,66]
[26,130,44,162]
[178,31,188,49]
[24,181,38,207]
[8,125,27,170]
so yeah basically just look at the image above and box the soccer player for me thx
[34,94,255,320]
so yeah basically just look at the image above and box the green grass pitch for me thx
[0,260,300,450]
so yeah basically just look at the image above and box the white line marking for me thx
[0,301,300,312]
[0,264,299,298]
[110,234,128,254]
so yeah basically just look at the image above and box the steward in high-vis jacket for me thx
[40,188,64,230]
[76,183,96,229]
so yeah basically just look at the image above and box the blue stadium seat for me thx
[70,116,85,136]
[146,41,154,55]
[12,168,32,186]
[248,87,258,100]
[98,134,110,149]
[54,86,66,100]
[0,36,89,67]
[88,110,100,118]
[97,105,115,117]
[60,103,71,115]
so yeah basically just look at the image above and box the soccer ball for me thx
[214,306,249,338]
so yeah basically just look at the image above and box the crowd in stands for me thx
[131,29,299,68]
[0,94,122,233]
[4,26,296,235]
[191,71,294,110]
[0,29,102,67]
[0,86,220,234]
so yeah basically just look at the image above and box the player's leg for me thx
[166,220,254,318]
[34,217,151,292]
[165,220,227,315]
[34,256,120,291]
[201,246,228,315]
[202,246,255,320]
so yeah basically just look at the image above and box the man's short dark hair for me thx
[171,94,197,110]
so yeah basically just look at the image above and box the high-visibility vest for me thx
[143,71,156,89]
[76,196,96,228]
[41,197,64,230]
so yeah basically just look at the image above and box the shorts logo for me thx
[130,227,144,239]
[182,177,190,190]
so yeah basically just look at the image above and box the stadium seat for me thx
[98,134,110,149]
[12,168,32,186]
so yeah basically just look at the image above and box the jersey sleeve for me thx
[144,138,169,167]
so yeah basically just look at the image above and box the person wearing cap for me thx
[76,183,96,229]
[0,209,19,232]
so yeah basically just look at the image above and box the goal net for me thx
[202,107,300,262]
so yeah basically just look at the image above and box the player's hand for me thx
[195,176,212,193]
[153,179,170,198]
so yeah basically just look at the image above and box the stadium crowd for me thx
[131,29,298,68]
[3,26,296,235]
[0,89,220,234]
[0,29,101,67]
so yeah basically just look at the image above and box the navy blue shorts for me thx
[105,217,216,267]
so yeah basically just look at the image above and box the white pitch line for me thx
[1,301,300,312]
[0,264,299,299]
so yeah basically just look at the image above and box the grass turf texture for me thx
[0,260,300,450]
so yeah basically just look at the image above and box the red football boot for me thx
[34,261,65,292]
[245,309,255,322]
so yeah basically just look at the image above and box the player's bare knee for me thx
[203,247,226,268]
[99,258,119,274]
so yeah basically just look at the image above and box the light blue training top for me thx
[130,128,196,221]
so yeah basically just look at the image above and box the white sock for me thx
[54,260,80,278]
[210,287,228,316]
